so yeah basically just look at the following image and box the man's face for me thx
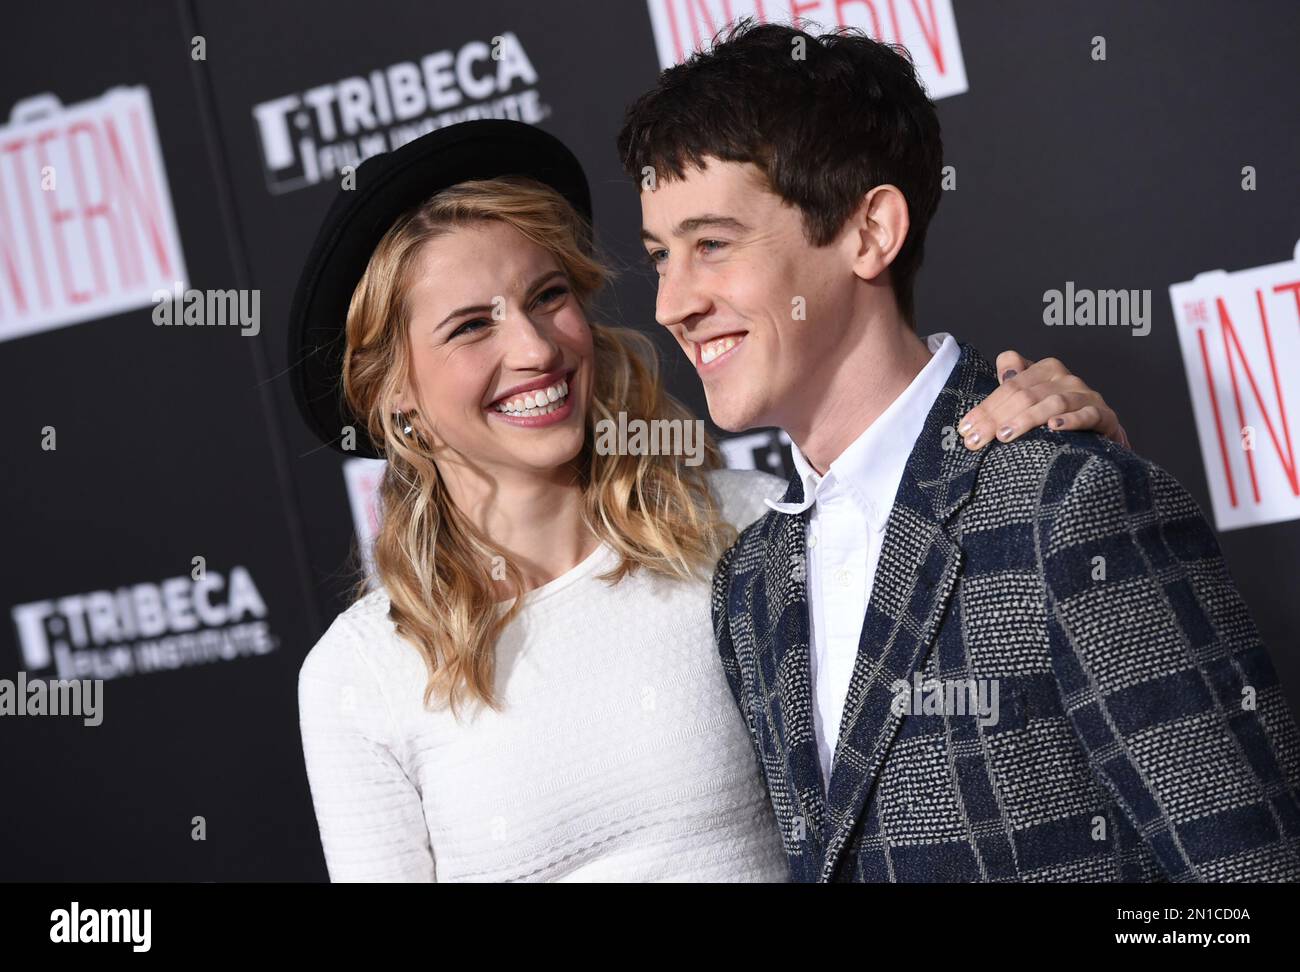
[639,158,858,433]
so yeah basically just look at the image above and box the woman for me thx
[291,120,1125,882]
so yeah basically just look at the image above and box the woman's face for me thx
[396,220,593,482]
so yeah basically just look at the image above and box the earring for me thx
[396,410,413,436]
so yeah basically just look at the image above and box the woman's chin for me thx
[496,430,586,476]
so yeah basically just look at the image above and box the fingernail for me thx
[1001,369,1018,382]
[966,431,981,446]
[958,420,973,434]
[1050,416,1064,429]
[997,425,1014,441]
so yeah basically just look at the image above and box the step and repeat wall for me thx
[2,0,1298,879]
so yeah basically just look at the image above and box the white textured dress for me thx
[297,468,790,881]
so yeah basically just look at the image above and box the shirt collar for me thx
[765,332,960,530]
[764,435,823,516]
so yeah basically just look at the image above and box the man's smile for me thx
[692,331,748,371]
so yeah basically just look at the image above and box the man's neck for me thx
[786,316,934,476]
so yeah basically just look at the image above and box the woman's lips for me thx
[487,367,574,410]
[486,385,577,428]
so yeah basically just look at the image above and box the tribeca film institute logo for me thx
[252,32,546,194]
[10,563,277,682]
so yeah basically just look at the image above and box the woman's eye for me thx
[645,249,667,267]
[535,284,569,307]
[449,318,490,339]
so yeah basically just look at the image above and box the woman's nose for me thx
[503,311,562,368]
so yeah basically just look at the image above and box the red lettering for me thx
[1198,327,1237,507]
[688,0,719,48]
[906,0,945,73]
[790,0,820,27]
[66,122,111,295]
[665,0,686,62]
[35,127,93,305]
[1201,291,1300,507]
[836,0,882,34]
[103,107,174,279]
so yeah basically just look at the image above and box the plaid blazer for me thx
[712,342,1300,882]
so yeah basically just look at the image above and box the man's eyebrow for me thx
[432,269,566,333]
[639,215,750,245]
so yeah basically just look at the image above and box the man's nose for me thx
[655,259,710,330]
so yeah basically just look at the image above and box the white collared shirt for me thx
[765,332,960,791]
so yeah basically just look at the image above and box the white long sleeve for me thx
[297,468,790,882]
[298,614,437,881]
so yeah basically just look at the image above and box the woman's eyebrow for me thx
[433,270,567,332]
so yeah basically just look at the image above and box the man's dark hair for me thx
[617,19,943,326]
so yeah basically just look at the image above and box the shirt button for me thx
[835,568,852,587]
[807,533,818,549]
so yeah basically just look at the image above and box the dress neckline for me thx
[510,541,618,607]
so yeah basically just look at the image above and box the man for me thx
[617,20,1300,881]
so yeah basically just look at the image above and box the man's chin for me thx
[703,393,766,435]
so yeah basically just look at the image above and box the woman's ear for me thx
[389,383,415,414]
[847,184,910,283]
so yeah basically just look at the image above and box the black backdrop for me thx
[2,0,1297,880]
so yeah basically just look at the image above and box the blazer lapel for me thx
[819,343,998,880]
[743,470,829,856]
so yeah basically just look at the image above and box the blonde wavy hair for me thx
[340,175,736,716]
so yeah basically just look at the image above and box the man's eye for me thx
[700,239,726,253]
[450,318,490,339]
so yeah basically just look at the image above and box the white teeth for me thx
[700,335,742,365]
[492,378,570,414]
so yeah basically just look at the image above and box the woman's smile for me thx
[486,368,578,428]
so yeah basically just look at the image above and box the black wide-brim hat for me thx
[288,119,592,459]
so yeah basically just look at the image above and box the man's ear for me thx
[847,184,909,283]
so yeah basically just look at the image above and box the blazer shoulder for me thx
[976,428,1218,559]
[1017,428,1201,517]
[957,427,1203,537]
[979,426,1129,477]
[966,427,1159,504]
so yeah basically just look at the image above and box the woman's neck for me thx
[437,459,599,594]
